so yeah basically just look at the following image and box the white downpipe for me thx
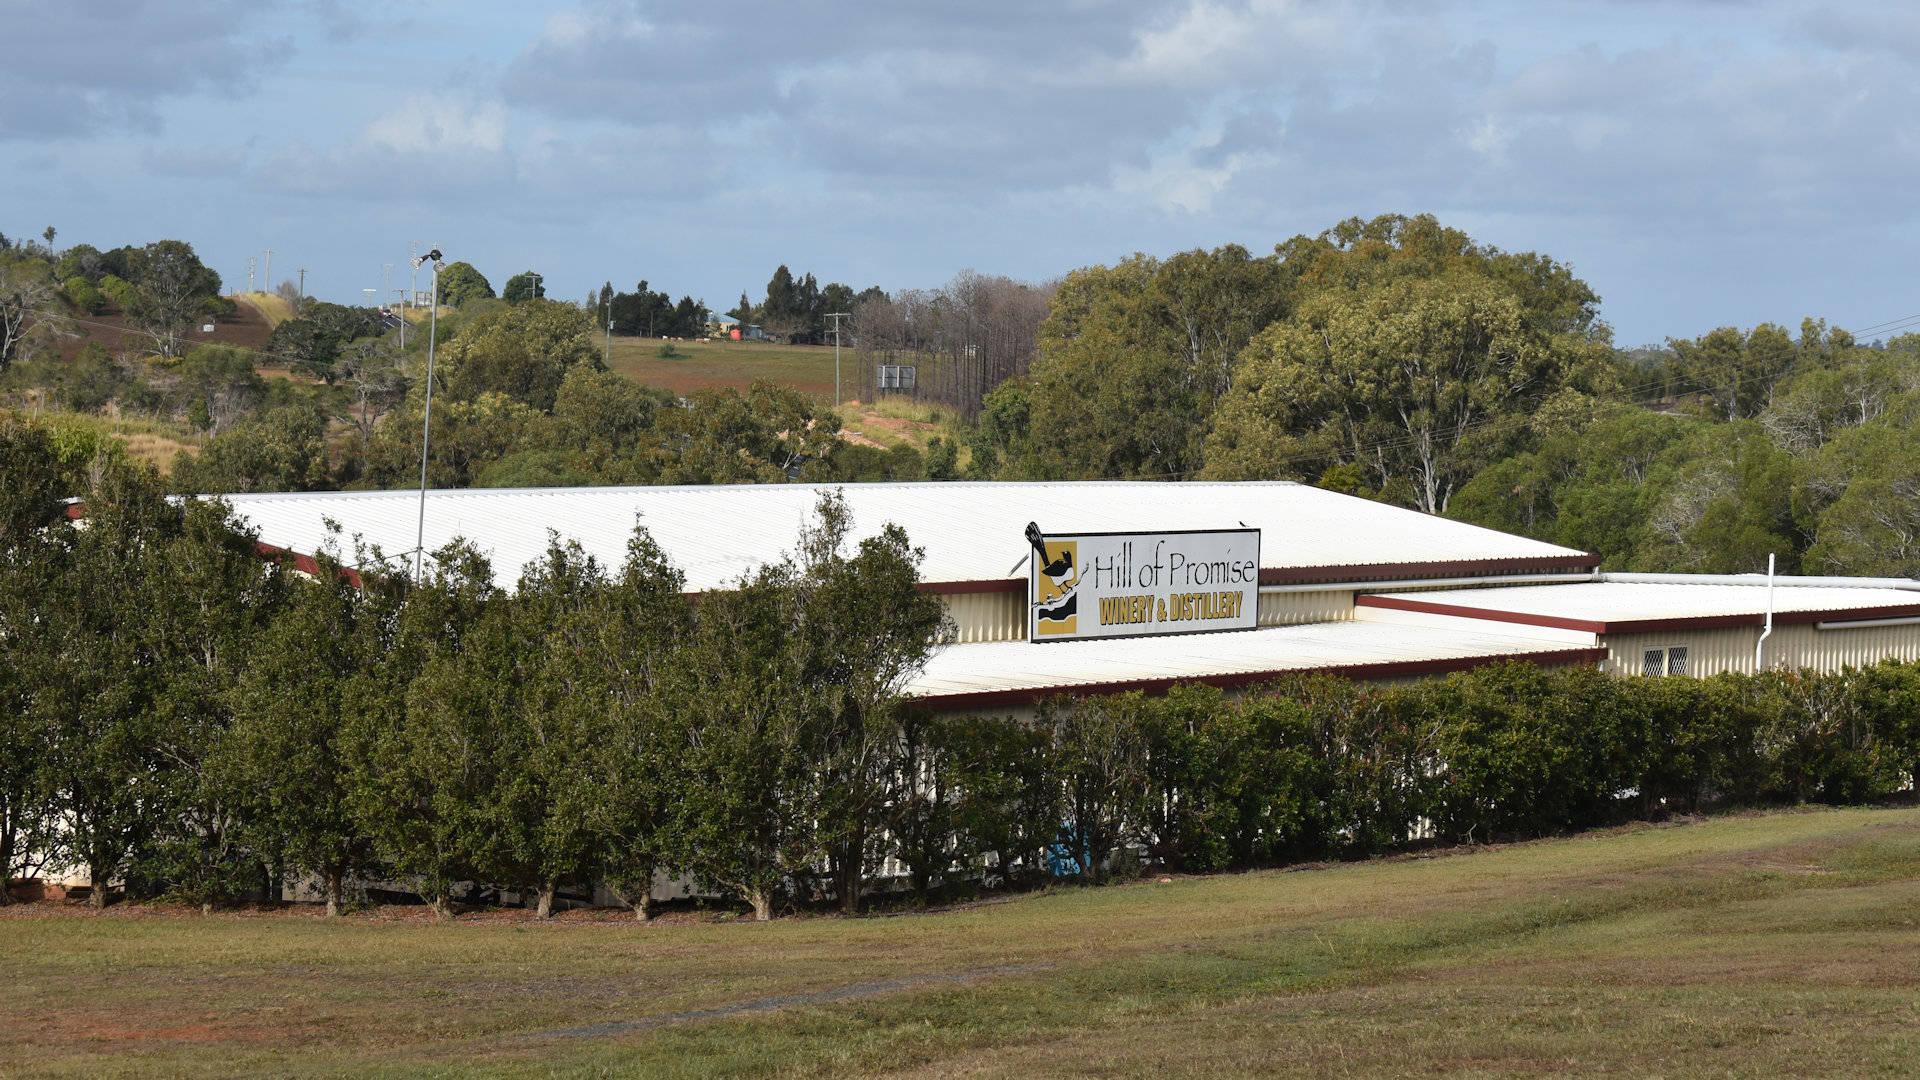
[1754,554,1775,671]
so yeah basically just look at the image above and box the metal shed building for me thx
[213,482,1920,708]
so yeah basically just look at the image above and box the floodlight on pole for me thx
[411,247,445,582]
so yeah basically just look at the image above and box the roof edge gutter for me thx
[1815,615,1920,630]
[1601,572,1920,591]
[1263,571,1596,595]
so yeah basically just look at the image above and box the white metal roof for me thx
[1362,581,1920,631]
[214,482,1590,592]
[905,620,1602,705]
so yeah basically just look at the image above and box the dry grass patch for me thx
[607,338,838,399]
[3,807,1916,1079]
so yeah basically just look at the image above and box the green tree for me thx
[670,492,944,918]
[439,299,599,411]
[171,405,331,494]
[1671,322,1801,421]
[1043,693,1152,884]
[648,381,839,484]
[227,549,396,915]
[500,271,547,304]
[0,254,65,376]
[125,239,222,361]
[591,524,694,920]
[0,419,68,898]
[348,542,501,919]
[1208,272,1599,513]
[435,262,495,308]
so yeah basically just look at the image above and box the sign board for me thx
[1028,529,1261,642]
[877,364,917,390]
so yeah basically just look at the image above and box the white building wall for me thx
[1603,622,1920,677]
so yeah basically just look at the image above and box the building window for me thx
[1642,645,1689,676]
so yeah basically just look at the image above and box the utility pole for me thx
[298,268,307,306]
[247,255,256,292]
[825,312,851,406]
[408,241,421,307]
[263,249,274,293]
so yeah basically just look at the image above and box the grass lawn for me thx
[5,805,1917,1078]
[606,337,842,400]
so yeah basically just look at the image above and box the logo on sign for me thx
[1033,539,1079,636]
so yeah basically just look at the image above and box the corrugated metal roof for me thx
[1362,581,1920,633]
[905,621,1605,704]
[216,482,1589,593]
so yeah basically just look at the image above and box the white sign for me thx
[1028,529,1261,642]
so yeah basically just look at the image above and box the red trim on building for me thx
[922,578,1023,595]
[1355,594,1606,632]
[913,647,1611,710]
[255,542,364,587]
[1355,594,1920,635]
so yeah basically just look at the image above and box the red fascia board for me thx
[918,555,1602,596]
[922,579,1023,595]
[1356,594,1920,635]
[255,542,363,587]
[913,647,1610,711]
[1356,594,1607,632]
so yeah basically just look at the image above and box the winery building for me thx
[214,481,1920,712]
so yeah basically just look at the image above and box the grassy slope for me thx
[4,806,1917,1078]
[605,337,840,399]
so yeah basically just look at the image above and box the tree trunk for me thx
[325,869,343,918]
[0,824,15,906]
[749,886,773,922]
[837,847,862,916]
[87,860,109,909]
[430,891,453,921]
[200,901,213,917]
[637,888,655,922]
[535,881,555,919]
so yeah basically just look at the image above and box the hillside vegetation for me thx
[9,216,1920,577]
[3,806,1915,1078]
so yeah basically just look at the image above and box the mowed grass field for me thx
[6,806,1918,1079]
[605,337,840,400]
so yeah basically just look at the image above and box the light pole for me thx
[603,291,613,367]
[825,311,851,405]
[529,271,542,302]
[411,248,445,582]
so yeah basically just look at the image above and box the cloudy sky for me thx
[4,0,1917,345]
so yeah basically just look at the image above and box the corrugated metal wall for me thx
[942,591,1025,643]
[1259,589,1356,626]
[940,588,1357,644]
[1603,623,1920,677]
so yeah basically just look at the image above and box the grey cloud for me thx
[0,0,293,139]
[501,0,1241,198]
